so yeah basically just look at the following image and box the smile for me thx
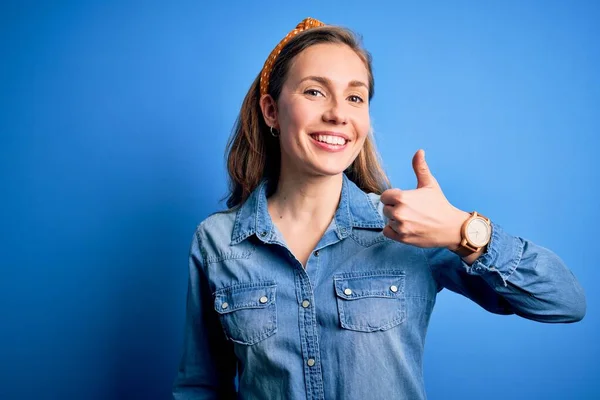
[310,134,348,146]
[309,134,349,152]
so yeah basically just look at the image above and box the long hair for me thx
[224,25,390,209]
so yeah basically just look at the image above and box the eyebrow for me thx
[298,75,369,90]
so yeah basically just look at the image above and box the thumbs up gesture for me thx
[381,149,470,249]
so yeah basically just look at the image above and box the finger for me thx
[388,218,401,230]
[383,224,406,243]
[412,149,438,189]
[382,204,396,220]
[380,188,403,205]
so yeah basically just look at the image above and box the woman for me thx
[173,18,586,400]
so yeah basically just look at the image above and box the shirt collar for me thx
[231,173,385,245]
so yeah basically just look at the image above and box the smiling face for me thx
[264,43,371,179]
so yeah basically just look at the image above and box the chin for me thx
[310,163,350,178]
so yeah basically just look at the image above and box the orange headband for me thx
[259,17,326,96]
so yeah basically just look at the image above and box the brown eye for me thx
[348,95,364,103]
[304,89,324,97]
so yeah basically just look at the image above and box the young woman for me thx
[173,18,586,400]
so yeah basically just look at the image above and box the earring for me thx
[270,126,280,138]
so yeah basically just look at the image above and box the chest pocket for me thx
[214,281,277,345]
[334,270,406,332]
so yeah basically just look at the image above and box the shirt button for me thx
[390,285,398,293]
[314,250,319,257]
[259,231,267,237]
[344,288,352,296]
[307,358,316,367]
[259,296,268,304]
[340,227,347,234]
[301,300,310,308]
[221,302,229,309]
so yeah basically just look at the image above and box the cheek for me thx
[355,112,371,141]
[287,103,316,130]
[280,97,321,130]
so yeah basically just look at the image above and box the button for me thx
[314,250,319,257]
[259,231,267,237]
[390,285,398,293]
[307,358,315,367]
[259,296,268,304]
[340,227,347,234]
[344,288,352,296]
[301,300,310,308]
[221,302,229,309]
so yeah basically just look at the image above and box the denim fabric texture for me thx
[173,174,586,400]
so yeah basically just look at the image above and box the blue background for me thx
[1,1,598,399]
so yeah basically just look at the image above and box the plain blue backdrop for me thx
[1,1,598,399]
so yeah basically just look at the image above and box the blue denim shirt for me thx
[173,174,586,400]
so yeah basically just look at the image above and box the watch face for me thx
[466,217,491,247]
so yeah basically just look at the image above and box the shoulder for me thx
[194,208,238,243]
[192,206,258,265]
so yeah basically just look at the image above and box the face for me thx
[265,43,371,179]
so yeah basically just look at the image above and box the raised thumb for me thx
[412,149,436,188]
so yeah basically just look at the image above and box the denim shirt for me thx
[172,174,586,400]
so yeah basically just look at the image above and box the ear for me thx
[259,94,279,129]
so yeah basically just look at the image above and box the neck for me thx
[268,170,344,226]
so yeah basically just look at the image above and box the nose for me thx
[322,98,348,125]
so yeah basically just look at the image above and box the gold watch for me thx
[454,211,492,257]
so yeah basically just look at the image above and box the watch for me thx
[454,211,492,257]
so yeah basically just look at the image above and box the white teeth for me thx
[314,135,346,145]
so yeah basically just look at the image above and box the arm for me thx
[379,150,585,323]
[172,231,237,399]
[424,221,586,323]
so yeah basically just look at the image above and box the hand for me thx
[381,149,470,250]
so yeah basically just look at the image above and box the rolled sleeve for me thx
[427,221,586,323]
[461,221,525,286]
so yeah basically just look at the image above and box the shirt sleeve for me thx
[172,229,238,399]
[423,221,586,323]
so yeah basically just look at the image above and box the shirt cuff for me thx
[461,221,525,286]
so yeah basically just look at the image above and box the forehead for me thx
[286,43,369,86]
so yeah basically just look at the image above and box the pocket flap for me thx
[334,270,405,300]
[214,282,276,314]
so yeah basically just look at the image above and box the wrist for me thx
[448,210,493,262]
[447,209,471,252]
